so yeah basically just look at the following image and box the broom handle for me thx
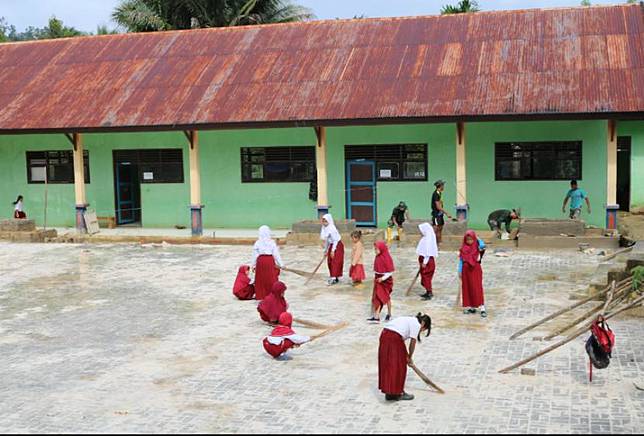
[304,253,327,286]
[409,363,445,394]
[405,269,421,296]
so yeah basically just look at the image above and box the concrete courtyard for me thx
[0,241,643,433]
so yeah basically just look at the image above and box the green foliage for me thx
[112,0,315,32]
[96,25,120,35]
[633,266,644,292]
[581,0,591,6]
[441,0,480,15]
[1,16,86,42]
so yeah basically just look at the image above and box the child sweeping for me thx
[459,230,487,318]
[262,312,311,360]
[378,313,432,401]
[416,222,438,301]
[320,214,344,285]
[349,230,366,287]
[232,265,255,300]
[257,281,289,324]
[368,240,395,323]
[252,225,283,300]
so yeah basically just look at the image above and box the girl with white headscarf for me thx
[320,214,344,285]
[416,222,438,300]
[252,225,283,300]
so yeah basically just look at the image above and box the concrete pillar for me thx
[315,126,329,217]
[606,120,619,230]
[72,133,88,233]
[188,130,203,236]
[455,122,468,221]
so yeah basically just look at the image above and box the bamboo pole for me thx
[508,277,631,340]
[499,293,644,374]
[282,267,318,278]
[405,270,421,296]
[304,253,327,286]
[603,246,634,262]
[308,322,349,342]
[43,169,48,230]
[409,363,445,394]
[293,317,332,330]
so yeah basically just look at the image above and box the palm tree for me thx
[440,0,480,15]
[112,0,314,32]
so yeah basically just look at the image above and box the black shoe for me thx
[468,308,477,314]
[400,392,414,401]
[385,394,400,401]
[367,317,380,322]
[421,292,433,300]
[385,314,391,321]
[481,311,488,318]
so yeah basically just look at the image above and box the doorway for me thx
[113,151,142,225]
[346,159,377,226]
[617,136,631,212]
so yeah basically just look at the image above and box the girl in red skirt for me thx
[262,312,310,360]
[349,230,366,287]
[368,240,395,323]
[13,195,26,219]
[320,214,344,285]
[416,222,438,301]
[257,281,289,324]
[253,225,283,300]
[459,230,487,318]
[232,265,255,300]
[378,312,432,401]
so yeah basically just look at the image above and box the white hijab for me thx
[255,225,277,252]
[320,213,341,241]
[416,222,438,258]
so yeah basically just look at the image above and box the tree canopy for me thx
[440,0,480,15]
[112,0,315,33]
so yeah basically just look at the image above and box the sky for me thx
[0,0,631,33]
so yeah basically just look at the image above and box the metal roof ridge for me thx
[0,3,638,48]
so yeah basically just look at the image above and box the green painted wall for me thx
[1,120,641,230]
[466,120,607,229]
[618,121,644,210]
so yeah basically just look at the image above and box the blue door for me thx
[115,161,139,225]
[346,160,377,226]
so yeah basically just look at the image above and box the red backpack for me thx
[585,316,615,381]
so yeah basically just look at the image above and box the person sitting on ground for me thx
[257,281,288,324]
[387,201,410,242]
[13,195,26,219]
[562,179,591,220]
[232,265,255,300]
[262,312,310,360]
[378,312,432,402]
[487,208,520,239]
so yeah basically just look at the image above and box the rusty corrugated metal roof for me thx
[0,4,642,133]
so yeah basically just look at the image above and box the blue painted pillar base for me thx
[75,205,88,233]
[456,204,469,222]
[316,205,330,219]
[605,204,619,230]
[191,205,203,237]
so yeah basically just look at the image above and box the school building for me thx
[0,4,642,235]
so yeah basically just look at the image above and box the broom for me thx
[304,253,327,286]
[409,362,445,394]
[293,317,332,330]
[405,269,421,296]
[282,266,319,278]
[307,322,349,342]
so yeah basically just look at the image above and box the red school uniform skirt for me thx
[233,283,255,301]
[349,264,366,282]
[254,255,280,300]
[378,329,407,395]
[462,262,485,308]
[418,256,436,293]
[263,337,295,358]
[327,241,345,278]
[372,275,393,310]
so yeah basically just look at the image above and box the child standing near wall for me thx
[368,241,395,323]
[459,230,487,318]
[416,223,438,301]
[12,195,26,219]
[349,230,366,287]
[320,214,344,285]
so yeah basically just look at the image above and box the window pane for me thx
[495,141,581,180]
[264,162,290,181]
[240,146,315,182]
[30,166,47,182]
[403,161,426,179]
[251,164,264,180]
[377,162,399,180]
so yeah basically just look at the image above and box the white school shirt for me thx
[14,201,23,212]
[384,316,421,341]
[252,240,283,268]
[265,334,310,346]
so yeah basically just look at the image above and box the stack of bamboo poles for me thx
[499,276,643,374]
